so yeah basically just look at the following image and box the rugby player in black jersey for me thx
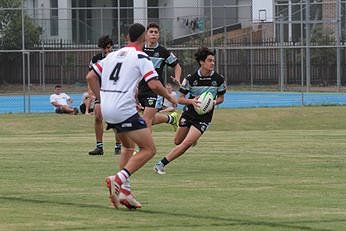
[87,35,122,155]
[137,23,182,131]
[154,47,226,174]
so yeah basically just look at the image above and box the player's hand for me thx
[169,76,181,87]
[136,103,144,112]
[191,97,200,108]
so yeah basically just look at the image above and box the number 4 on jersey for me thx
[109,62,122,83]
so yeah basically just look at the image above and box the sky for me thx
[253,0,273,22]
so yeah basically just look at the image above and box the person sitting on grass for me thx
[80,88,96,115]
[50,84,78,115]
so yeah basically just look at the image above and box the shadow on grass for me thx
[0,195,341,231]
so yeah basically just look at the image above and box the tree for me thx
[0,0,41,49]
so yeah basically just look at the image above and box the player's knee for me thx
[174,138,182,145]
[147,145,156,158]
[150,145,156,156]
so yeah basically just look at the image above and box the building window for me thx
[50,0,58,36]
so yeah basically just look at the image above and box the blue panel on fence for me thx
[1,91,346,113]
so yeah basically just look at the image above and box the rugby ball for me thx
[194,91,214,115]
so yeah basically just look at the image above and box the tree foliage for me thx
[0,0,41,49]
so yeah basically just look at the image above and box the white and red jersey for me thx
[92,45,158,123]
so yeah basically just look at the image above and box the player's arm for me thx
[67,96,73,105]
[140,52,178,105]
[165,49,182,86]
[51,101,61,107]
[214,94,224,105]
[176,76,199,107]
[214,75,226,105]
[178,92,199,108]
[147,79,178,106]
[170,63,182,86]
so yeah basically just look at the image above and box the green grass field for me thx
[1,107,346,231]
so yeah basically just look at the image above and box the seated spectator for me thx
[80,88,96,115]
[50,84,78,114]
[158,83,177,112]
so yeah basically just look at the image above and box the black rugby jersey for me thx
[88,53,107,70]
[180,69,226,119]
[138,43,179,96]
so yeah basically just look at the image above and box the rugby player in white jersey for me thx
[86,23,177,209]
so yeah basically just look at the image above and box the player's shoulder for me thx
[156,44,168,51]
[136,51,151,61]
[212,72,225,81]
[156,44,171,55]
[91,53,104,63]
[187,71,199,80]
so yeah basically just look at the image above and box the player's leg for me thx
[153,95,178,130]
[152,111,178,131]
[106,114,155,209]
[60,105,74,114]
[117,132,135,170]
[89,104,104,155]
[142,107,157,131]
[119,128,156,174]
[167,126,202,161]
[115,130,142,209]
[174,126,190,145]
[114,132,122,155]
[138,95,157,131]
[84,98,91,115]
[154,126,202,174]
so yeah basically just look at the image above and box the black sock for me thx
[161,157,169,166]
[123,168,131,177]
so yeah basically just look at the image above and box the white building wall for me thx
[238,0,252,26]
[25,0,72,41]
[134,0,148,26]
[90,0,115,39]
[159,0,204,39]
[58,0,72,41]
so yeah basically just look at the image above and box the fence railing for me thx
[1,44,346,93]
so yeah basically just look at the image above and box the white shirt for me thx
[50,93,71,109]
[92,45,158,123]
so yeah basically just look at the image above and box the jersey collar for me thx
[198,68,214,77]
[144,42,159,49]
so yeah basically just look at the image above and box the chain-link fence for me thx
[1,1,346,112]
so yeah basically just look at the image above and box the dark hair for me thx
[147,22,160,31]
[55,84,62,89]
[194,47,215,66]
[98,35,113,49]
[128,23,146,42]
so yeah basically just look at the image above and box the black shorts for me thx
[55,107,63,114]
[179,111,210,134]
[138,94,158,108]
[106,113,147,133]
[79,103,94,114]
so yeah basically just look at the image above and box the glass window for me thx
[50,0,58,36]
